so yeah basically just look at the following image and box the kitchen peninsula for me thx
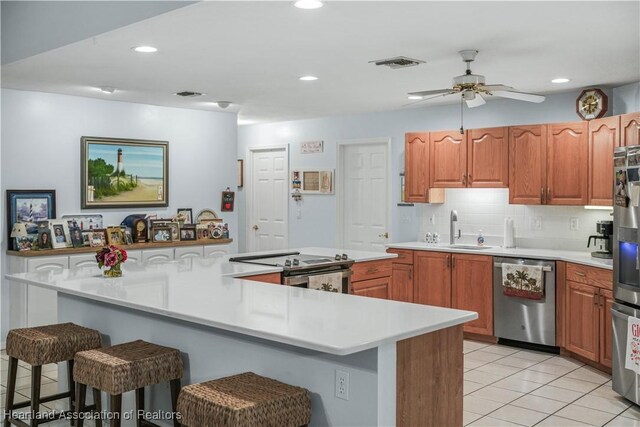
[5,248,477,427]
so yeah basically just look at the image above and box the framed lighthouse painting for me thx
[81,136,169,209]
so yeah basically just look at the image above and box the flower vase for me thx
[103,264,122,278]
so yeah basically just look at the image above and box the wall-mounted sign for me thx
[300,140,324,154]
[221,188,235,212]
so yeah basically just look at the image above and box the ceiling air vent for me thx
[174,91,204,97]
[369,56,425,69]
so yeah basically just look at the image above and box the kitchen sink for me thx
[445,245,494,250]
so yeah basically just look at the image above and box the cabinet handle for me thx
[540,187,544,204]
[574,271,586,277]
[547,187,551,202]
[462,174,466,186]
[452,256,456,268]
[468,174,472,183]
[446,256,451,268]
[366,268,379,274]
[594,295,599,306]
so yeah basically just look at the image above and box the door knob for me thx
[252,225,259,231]
[378,232,389,239]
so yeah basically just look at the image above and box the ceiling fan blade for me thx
[408,88,455,97]
[480,84,514,92]
[492,90,546,103]
[465,94,486,108]
[402,92,457,107]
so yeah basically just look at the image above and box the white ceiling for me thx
[2,1,639,124]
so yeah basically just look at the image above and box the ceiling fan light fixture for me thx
[132,46,158,53]
[216,101,232,109]
[293,0,323,9]
[551,77,570,84]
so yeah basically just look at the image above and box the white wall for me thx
[613,82,640,115]
[1,89,238,338]
[238,84,639,252]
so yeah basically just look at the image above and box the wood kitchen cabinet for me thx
[352,276,391,299]
[414,251,452,307]
[564,263,613,368]
[390,263,414,303]
[509,125,547,204]
[621,112,640,147]
[405,132,430,202]
[588,116,620,206]
[451,254,494,336]
[351,259,392,300]
[430,131,467,188]
[547,122,588,205]
[467,127,509,188]
[240,272,282,284]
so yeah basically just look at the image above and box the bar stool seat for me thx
[176,372,311,427]
[73,340,183,427]
[4,323,102,427]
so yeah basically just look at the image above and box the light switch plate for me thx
[530,216,542,231]
[570,217,579,231]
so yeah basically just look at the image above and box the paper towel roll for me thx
[504,218,515,248]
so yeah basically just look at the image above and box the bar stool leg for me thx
[110,394,122,427]
[134,388,144,427]
[4,357,18,427]
[30,365,42,427]
[67,360,75,425]
[92,389,102,427]
[169,379,181,427]
[75,383,86,427]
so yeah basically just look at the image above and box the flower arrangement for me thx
[96,245,128,277]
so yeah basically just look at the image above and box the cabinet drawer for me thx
[240,273,281,284]
[386,249,413,264]
[352,259,392,282]
[566,263,612,290]
[352,276,390,299]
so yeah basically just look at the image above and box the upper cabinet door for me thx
[467,127,509,188]
[621,112,640,147]
[430,130,467,188]
[404,132,430,203]
[588,116,620,206]
[509,125,547,204]
[547,122,588,205]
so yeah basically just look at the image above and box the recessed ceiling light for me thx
[299,75,318,81]
[97,86,115,94]
[132,46,158,53]
[294,0,323,9]
[551,78,570,84]
[407,95,422,100]
[216,101,232,109]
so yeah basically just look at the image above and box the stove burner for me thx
[302,258,333,265]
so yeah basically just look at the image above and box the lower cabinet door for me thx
[26,257,69,327]
[175,246,204,259]
[600,289,614,368]
[414,251,451,307]
[204,244,231,258]
[451,254,494,336]
[391,264,414,303]
[69,254,100,269]
[142,248,174,264]
[352,277,390,299]
[565,281,599,362]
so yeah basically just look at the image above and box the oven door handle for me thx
[283,270,352,286]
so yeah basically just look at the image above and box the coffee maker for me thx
[588,220,613,259]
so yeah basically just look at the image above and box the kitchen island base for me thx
[58,294,464,426]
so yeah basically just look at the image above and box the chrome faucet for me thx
[450,210,459,245]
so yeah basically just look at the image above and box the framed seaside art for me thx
[6,190,56,249]
[81,137,169,209]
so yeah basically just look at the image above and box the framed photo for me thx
[167,222,180,241]
[61,214,103,230]
[69,227,84,248]
[16,235,36,251]
[106,226,125,246]
[177,208,193,224]
[6,190,56,249]
[124,229,134,245]
[50,220,72,249]
[196,224,209,240]
[81,231,92,247]
[152,226,172,243]
[89,229,107,247]
[37,228,53,250]
[80,136,169,209]
[290,169,333,194]
[180,226,197,241]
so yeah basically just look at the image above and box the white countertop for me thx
[386,242,613,270]
[5,248,474,356]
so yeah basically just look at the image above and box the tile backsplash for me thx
[417,189,613,251]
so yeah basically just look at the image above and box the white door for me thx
[340,142,389,251]
[248,148,288,251]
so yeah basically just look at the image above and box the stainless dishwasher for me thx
[494,257,556,346]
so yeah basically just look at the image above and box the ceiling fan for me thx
[408,50,546,108]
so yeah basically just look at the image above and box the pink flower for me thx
[104,252,119,267]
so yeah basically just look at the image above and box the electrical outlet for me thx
[428,214,436,225]
[570,217,579,231]
[530,216,542,231]
[335,370,349,400]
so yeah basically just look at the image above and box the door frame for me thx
[336,137,392,250]
[246,145,289,252]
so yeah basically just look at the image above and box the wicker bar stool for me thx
[4,322,103,427]
[176,372,311,427]
[73,340,183,427]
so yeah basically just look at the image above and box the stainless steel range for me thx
[229,252,354,293]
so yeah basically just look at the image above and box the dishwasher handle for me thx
[494,262,553,272]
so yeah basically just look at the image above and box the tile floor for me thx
[1,341,639,426]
